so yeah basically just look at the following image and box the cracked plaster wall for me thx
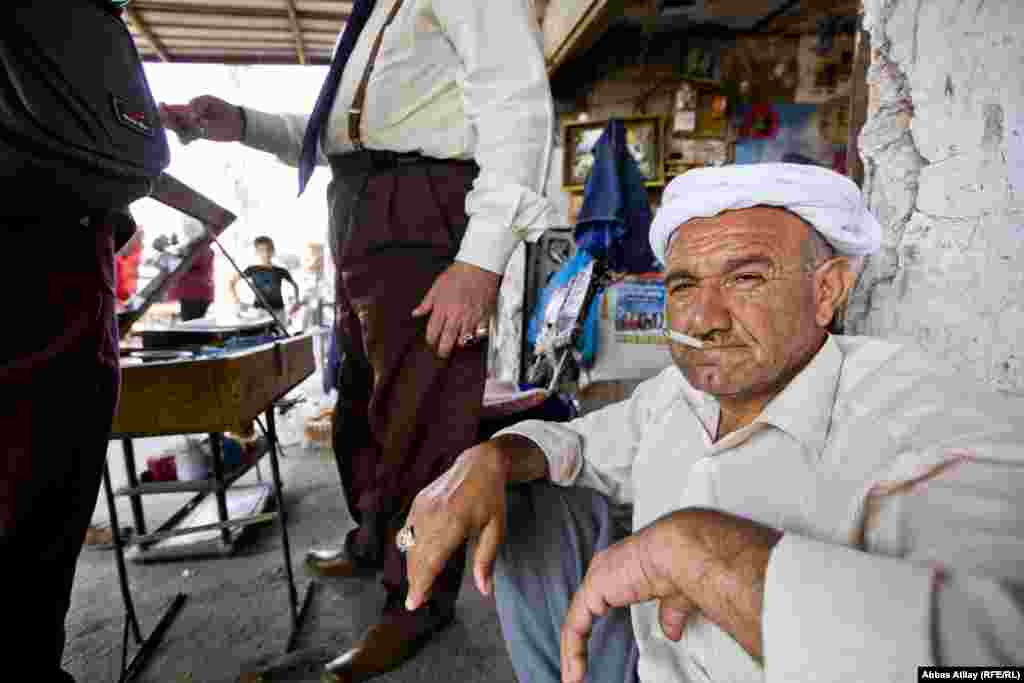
[846,0,1024,394]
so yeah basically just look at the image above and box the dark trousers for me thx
[0,219,120,682]
[179,298,211,321]
[329,153,485,610]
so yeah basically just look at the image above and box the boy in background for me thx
[230,235,298,324]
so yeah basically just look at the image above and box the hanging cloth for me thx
[574,119,659,274]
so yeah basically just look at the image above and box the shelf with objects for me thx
[664,80,736,179]
[103,172,317,683]
[539,16,867,413]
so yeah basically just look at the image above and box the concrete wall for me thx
[846,0,1024,395]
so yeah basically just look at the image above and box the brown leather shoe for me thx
[322,604,454,682]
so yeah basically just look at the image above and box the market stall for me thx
[522,0,867,400]
[103,173,317,682]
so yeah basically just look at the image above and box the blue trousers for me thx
[494,482,639,683]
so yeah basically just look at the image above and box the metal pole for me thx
[102,460,144,645]
[126,512,277,546]
[285,581,318,653]
[120,593,188,683]
[265,409,299,625]
[121,438,147,536]
[209,433,232,547]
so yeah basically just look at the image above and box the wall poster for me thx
[734,103,848,174]
[614,281,667,345]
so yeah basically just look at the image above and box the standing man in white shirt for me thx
[399,163,1024,682]
[160,1,554,680]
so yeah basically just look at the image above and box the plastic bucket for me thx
[175,440,210,481]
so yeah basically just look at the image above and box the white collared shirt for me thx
[243,0,555,276]
[498,335,1024,682]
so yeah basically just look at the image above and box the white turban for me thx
[649,163,882,264]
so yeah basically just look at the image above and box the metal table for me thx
[102,334,317,682]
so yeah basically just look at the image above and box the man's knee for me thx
[498,482,616,577]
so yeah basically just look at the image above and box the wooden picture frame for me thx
[562,116,665,192]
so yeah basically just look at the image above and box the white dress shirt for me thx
[498,335,1024,682]
[243,0,555,276]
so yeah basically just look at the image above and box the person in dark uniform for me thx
[3,216,122,683]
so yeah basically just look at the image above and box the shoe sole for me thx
[304,556,382,579]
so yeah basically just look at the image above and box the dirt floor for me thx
[66,377,518,683]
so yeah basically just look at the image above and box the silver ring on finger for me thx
[396,526,416,553]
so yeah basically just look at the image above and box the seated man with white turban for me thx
[397,163,1024,682]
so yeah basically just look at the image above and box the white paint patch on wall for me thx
[847,0,1024,395]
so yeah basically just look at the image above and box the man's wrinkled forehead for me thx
[665,206,811,259]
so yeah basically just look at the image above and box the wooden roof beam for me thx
[126,6,171,62]
[130,2,348,21]
[283,0,307,64]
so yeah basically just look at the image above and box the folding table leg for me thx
[102,459,143,645]
[264,408,310,648]
[120,593,187,683]
[208,432,232,547]
[104,457,188,682]
[121,438,147,537]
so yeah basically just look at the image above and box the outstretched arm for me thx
[404,434,548,611]
[404,368,681,614]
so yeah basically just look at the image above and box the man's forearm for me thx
[657,509,782,662]
[241,108,313,168]
[489,433,549,484]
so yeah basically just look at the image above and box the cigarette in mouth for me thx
[662,328,705,348]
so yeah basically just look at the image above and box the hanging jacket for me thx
[574,119,659,274]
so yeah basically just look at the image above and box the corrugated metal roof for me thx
[128,0,350,65]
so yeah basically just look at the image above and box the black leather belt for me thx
[328,150,475,178]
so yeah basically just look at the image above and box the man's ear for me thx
[814,257,857,328]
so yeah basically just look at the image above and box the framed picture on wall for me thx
[563,116,665,192]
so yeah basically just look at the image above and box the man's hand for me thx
[412,261,500,359]
[403,442,510,611]
[559,509,783,683]
[159,95,243,143]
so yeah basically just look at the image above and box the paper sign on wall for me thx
[614,281,667,344]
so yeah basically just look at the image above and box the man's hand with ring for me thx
[412,261,500,360]
[396,526,416,553]
[403,442,510,611]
